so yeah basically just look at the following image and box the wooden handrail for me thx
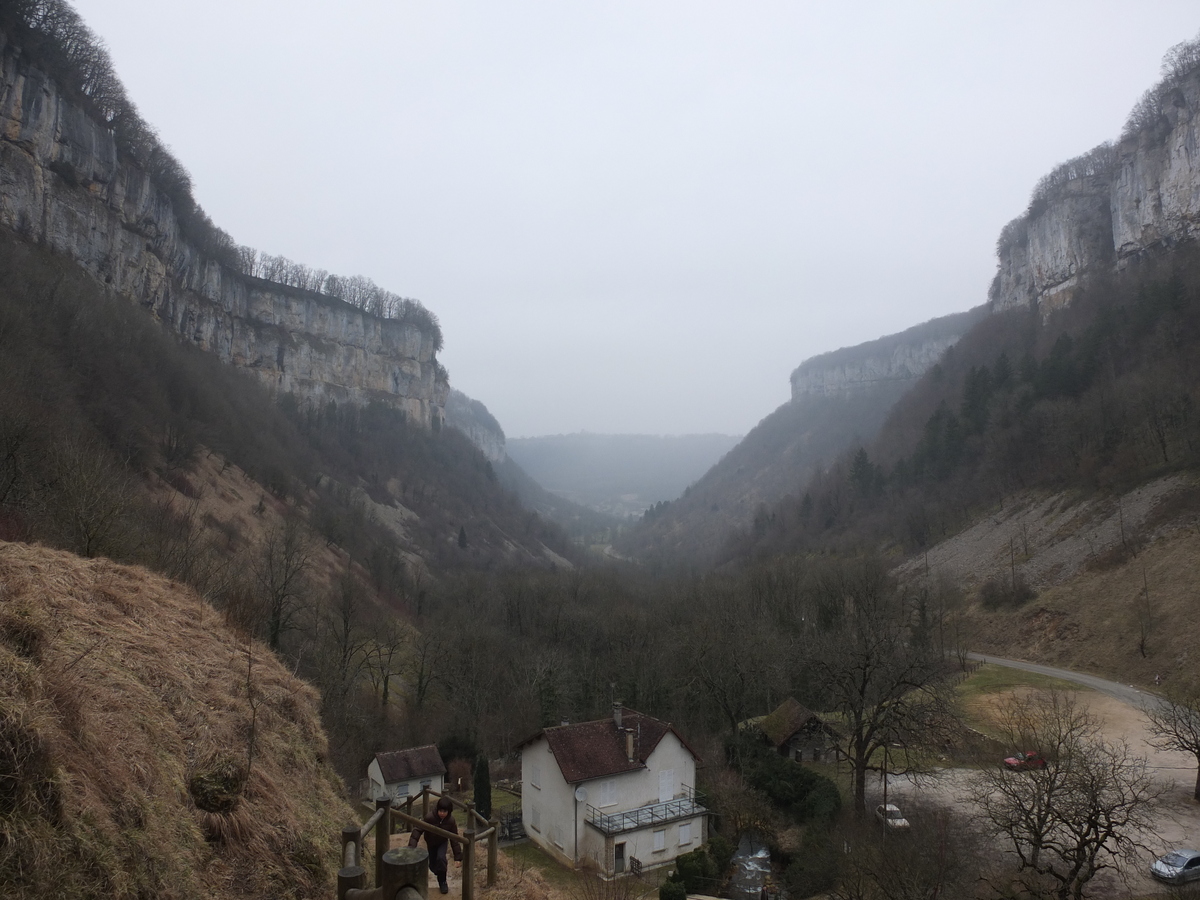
[338,786,499,898]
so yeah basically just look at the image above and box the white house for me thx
[366,745,446,801]
[518,703,707,878]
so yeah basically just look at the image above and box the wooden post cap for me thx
[383,847,428,867]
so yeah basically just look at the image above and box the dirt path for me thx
[872,662,1200,898]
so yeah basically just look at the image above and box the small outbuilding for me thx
[367,744,446,801]
[759,698,840,763]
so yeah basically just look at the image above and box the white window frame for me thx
[395,782,410,798]
[653,829,666,852]
[531,763,541,789]
[679,823,691,846]
[659,769,674,803]
[599,779,617,807]
[530,804,540,832]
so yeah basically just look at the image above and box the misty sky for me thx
[70,1,1199,438]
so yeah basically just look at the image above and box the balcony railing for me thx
[586,785,707,836]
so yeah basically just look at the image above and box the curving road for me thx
[965,651,1166,713]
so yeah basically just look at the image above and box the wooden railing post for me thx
[487,818,498,887]
[338,823,365,900]
[422,787,430,819]
[462,829,475,900]
[375,796,392,887]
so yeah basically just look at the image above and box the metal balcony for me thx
[585,786,707,836]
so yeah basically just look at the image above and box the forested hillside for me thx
[726,246,1200,564]
[618,309,984,569]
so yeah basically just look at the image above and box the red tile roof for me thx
[375,745,446,783]
[521,709,700,784]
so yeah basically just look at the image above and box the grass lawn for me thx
[955,663,1090,751]
[491,787,521,816]
[957,663,1083,701]
[502,841,578,892]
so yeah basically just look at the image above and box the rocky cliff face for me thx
[990,66,1200,314]
[790,308,984,400]
[445,389,506,462]
[0,32,447,426]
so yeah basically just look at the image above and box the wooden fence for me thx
[337,788,499,900]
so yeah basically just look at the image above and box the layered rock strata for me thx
[990,66,1200,314]
[0,32,447,426]
[791,308,983,400]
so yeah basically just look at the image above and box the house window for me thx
[551,825,564,850]
[530,804,540,832]
[658,769,674,803]
[395,783,410,797]
[420,778,432,789]
[599,779,617,807]
[653,829,666,852]
[679,823,691,846]
[531,764,541,789]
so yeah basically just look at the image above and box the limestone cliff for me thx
[445,389,506,462]
[0,30,447,426]
[790,308,984,400]
[990,54,1200,314]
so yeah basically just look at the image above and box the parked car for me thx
[874,803,910,830]
[1150,848,1200,885]
[1003,751,1047,770]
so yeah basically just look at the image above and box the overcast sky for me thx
[70,1,1199,438]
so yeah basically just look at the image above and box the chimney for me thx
[626,729,635,763]
[612,701,623,730]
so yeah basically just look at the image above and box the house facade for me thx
[518,703,706,878]
[367,745,446,801]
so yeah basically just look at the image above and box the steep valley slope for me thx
[0,541,357,900]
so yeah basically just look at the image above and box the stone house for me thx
[759,697,840,763]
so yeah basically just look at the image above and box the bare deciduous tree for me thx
[806,557,953,816]
[969,690,1163,899]
[1145,680,1200,802]
[253,514,313,650]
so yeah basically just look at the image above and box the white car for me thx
[874,803,910,830]
[1150,848,1200,885]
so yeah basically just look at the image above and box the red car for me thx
[1004,751,1047,770]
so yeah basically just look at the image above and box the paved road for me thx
[966,651,1166,713]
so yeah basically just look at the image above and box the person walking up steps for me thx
[408,796,462,894]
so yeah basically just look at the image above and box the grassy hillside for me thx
[0,541,356,900]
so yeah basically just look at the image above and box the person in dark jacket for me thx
[408,795,462,893]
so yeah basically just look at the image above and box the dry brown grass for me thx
[947,496,1200,689]
[0,540,357,900]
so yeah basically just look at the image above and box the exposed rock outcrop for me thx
[0,30,447,426]
[790,308,984,400]
[445,389,506,462]
[990,61,1200,314]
